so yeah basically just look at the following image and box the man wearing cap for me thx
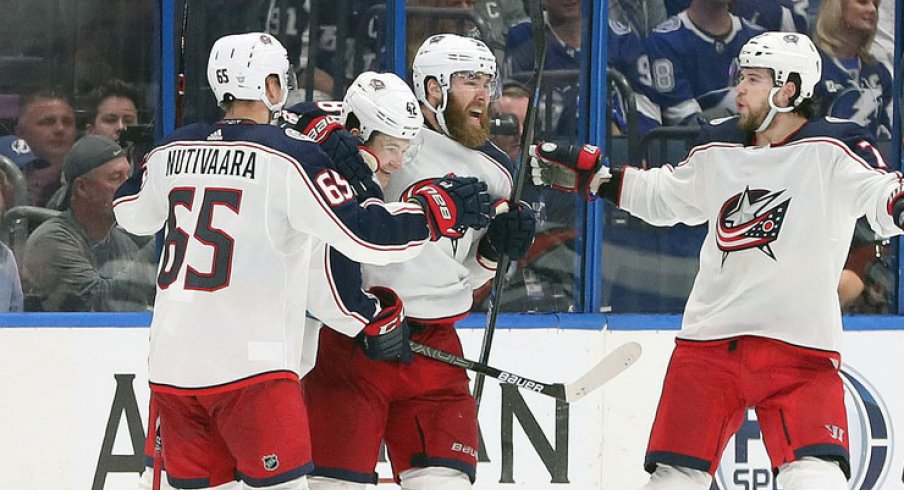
[21,135,155,312]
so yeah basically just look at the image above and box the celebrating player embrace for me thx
[530,32,904,490]
[114,32,492,490]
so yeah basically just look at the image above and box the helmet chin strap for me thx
[423,89,452,136]
[755,86,795,133]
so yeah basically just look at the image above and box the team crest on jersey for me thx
[262,454,279,471]
[716,187,790,263]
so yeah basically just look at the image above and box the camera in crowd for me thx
[489,112,519,136]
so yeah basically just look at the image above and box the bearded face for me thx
[443,86,491,148]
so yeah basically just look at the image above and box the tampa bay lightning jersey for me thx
[646,12,764,125]
[609,19,662,136]
[505,20,581,138]
[733,0,809,33]
[813,52,893,140]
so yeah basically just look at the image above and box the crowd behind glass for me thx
[0,0,897,313]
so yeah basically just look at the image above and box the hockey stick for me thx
[416,341,641,403]
[152,4,190,490]
[473,0,548,411]
[174,0,189,128]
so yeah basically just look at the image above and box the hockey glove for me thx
[529,142,612,198]
[890,186,904,230]
[479,200,537,261]
[280,109,382,199]
[359,287,413,363]
[403,175,492,240]
[321,128,383,200]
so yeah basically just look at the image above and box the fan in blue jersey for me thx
[609,19,663,137]
[646,0,764,125]
[811,0,892,139]
[734,0,810,33]
[530,31,904,490]
[504,0,582,138]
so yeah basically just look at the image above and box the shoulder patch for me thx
[285,128,315,142]
[652,16,681,34]
[609,19,632,35]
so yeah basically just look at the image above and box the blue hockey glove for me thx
[321,129,383,200]
[403,175,492,240]
[479,200,536,261]
[359,287,412,363]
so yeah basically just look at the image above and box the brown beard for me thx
[737,104,769,132]
[443,95,490,148]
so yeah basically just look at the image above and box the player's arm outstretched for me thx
[529,141,706,226]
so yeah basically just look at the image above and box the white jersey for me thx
[363,127,513,321]
[113,122,428,390]
[617,121,903,352]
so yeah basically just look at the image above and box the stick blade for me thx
[564,341,642,403]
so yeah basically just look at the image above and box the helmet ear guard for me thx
[207,32,293,114]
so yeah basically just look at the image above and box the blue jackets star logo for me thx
[716,187,790,264]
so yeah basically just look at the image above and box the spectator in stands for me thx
[84,79,142,142]
[869,0,894,72]
[14,91,77,207]
[733,0,811,33]
[505,0,582,138]
[21,135,155,312]
[0,169,25,312]
[408,0,478,68]
[0,135,44,211]
[610,0,668,36]
[474,0,527,60]
[812,0,892,139]
[608,19,663,137]
[645,0,763,125]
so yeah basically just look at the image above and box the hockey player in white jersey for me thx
[529,32,904,490]
[114,33,492,490]
[300,35,536,489]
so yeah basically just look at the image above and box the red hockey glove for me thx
[403,175,492,240]
[359,287,412,363]
[529,142,612,198]
[479,200,537,261]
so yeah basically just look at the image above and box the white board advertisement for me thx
[0,326,901,489]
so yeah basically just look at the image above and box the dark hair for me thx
[786,73,817,119]
[84,79,143,124]
[18,90,72,116]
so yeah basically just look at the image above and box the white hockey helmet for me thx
[207,32,294,113]
[738,32,821,107]
[341,71,423,141]
[411,34,497,135]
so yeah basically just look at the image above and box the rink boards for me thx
[0,316,901,490]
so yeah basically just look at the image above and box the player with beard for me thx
[301,34,536,490]
[529,32,904,490]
